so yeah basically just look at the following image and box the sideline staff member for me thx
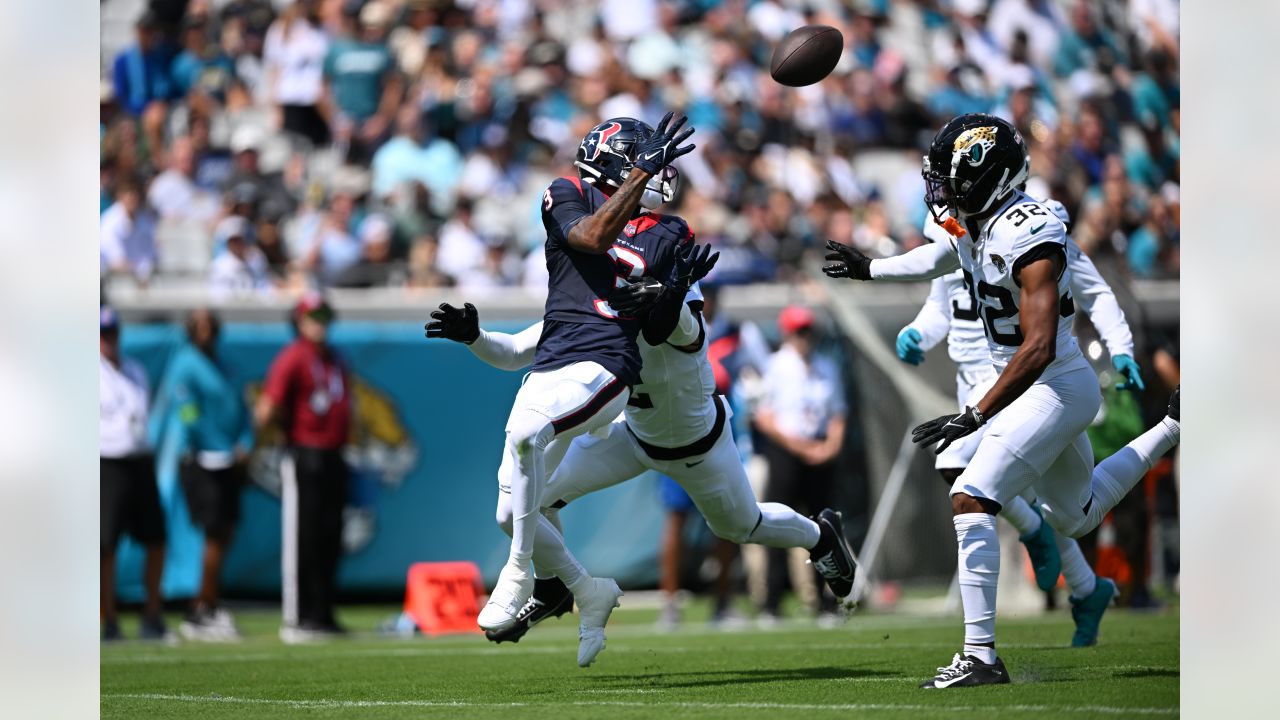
[256,293,351,642]
[150,308,253,641]
[100,306,169,641]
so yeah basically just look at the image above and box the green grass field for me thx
[101,601,1178,719]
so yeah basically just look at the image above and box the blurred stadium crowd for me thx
[100,0,1180,297]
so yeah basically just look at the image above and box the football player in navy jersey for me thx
[472,114,716,636]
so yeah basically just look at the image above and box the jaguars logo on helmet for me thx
[923,114,1027,221]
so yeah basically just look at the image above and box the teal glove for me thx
[1112,354,1145,391]
[896,327,925,366]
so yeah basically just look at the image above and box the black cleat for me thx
[484,577,573,644]
[920,653,1011,689]
[1168,385,1179,422]
[811,509,857,600]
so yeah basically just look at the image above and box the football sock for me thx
[955,513,1000,665]
[534,509,565,580]
[506,420,556,568]
[1056,533,1096,599]
[533,514,589,593]
[1001,495,1042,538]
[749,503,822,549]
[1083,418,1179,534]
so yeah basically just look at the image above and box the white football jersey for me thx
[922,217,988,366]
[624,283,721,448]
[950,190,1082,380]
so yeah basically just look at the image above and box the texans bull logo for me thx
[582,121,622,162]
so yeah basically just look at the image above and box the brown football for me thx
[770,25,844,87]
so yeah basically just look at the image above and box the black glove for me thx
[823,239,873,280]
[609,279,664,316]
[912,406,985,454]
[673,241,720,290]
[425,302,479,344]
[632,112,696,176]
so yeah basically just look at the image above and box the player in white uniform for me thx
[824,114,1180,688]
[895,199,1141,647]
[427,249,855,670]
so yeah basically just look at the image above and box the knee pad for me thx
[699,485,755,544]
[505,412,554,460]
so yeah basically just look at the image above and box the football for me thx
[769,25,844,87]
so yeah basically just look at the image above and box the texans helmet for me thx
[575,117,678,209]
[923,113,1028,220]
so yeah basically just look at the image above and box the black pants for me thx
[284,446,347,627]
[282,104,330,148]
[101,455,166,553]
[761,441,836,614]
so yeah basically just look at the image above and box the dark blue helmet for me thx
[574,117,654,190]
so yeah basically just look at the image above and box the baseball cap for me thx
[778,305,816,335]
[100,306,120,332]
[294,291,335,323]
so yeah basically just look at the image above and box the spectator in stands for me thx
[100,178,159,283]
[149,308,253,641]
[333,213,404,288]
[436,197,485,281]
[100,307,169,642]
[264,0,330,147]
[370,105,463,208]
[752,306,846,622]
[224,126,298,220]
[324,1,402,163]
[300,190,362,286]
[256,293,352,642]
[209,215,274,297]
[406,235,454,289]
[111,10,176,117]
[147,135,218,223]
[171,14,237,105]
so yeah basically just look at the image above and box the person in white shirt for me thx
[209,215,274,298]
[753,305,848,620]
[147,136,218,223]
[99,307,168,642]
[100,179,159,283]
[264,1,331,147]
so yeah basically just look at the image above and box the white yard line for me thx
[103,692,1179,715]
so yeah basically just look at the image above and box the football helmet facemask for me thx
[923,113,1028,221]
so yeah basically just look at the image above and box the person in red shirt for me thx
[255,292,351,642]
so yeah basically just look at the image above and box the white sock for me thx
[1056,533,1096,599]
[749,503,822,549]
[1001,495,1042,538]
[534,509,565,580]
[507,424,554,568]
[533,513,591,594]
[955,513,1000,664]
[1082,418,1179,534]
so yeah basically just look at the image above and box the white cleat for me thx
[478,564,534,632]
[575,578,623,667]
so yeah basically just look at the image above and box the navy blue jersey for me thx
[532,176,690,386]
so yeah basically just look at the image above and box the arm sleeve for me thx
[869,242,960,281]
[1067,242,1135,358]
[467,322,542,371]
[909,276,953,351]
[540,178,592,249]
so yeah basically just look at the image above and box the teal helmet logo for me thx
[969,144,984,163]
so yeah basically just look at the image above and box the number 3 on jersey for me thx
[594,245,648,318]
[961,269,1075,346]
